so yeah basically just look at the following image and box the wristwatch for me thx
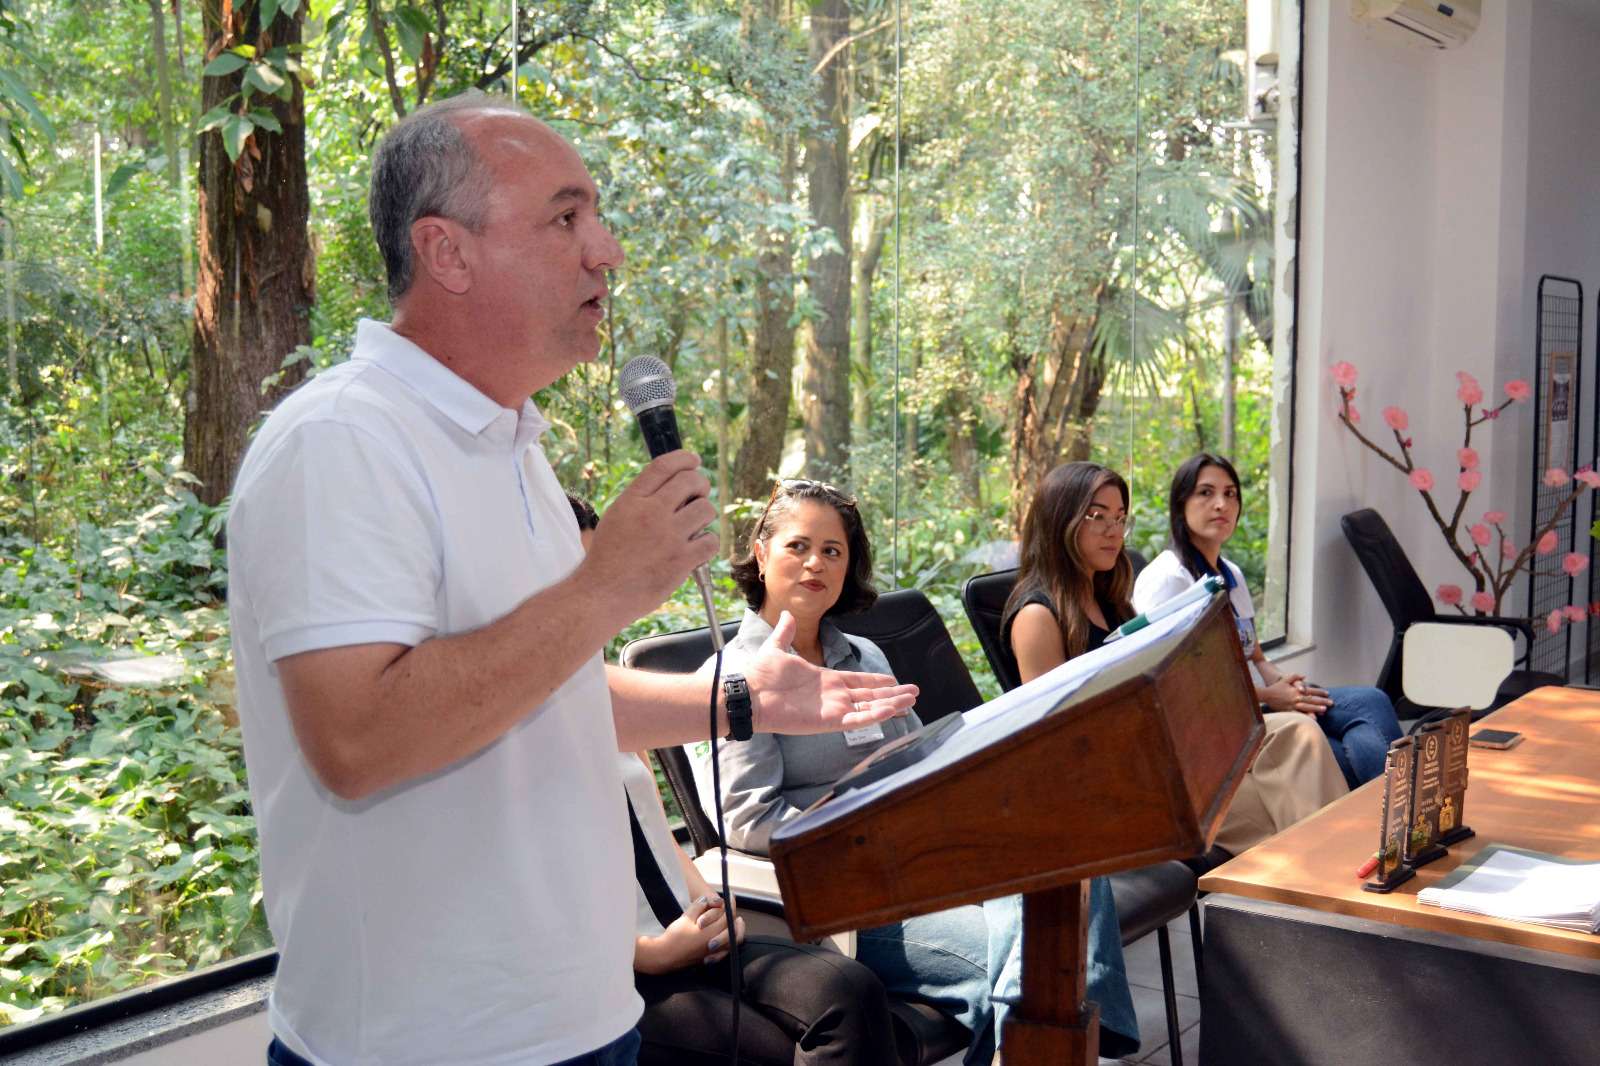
[722,672,753,741]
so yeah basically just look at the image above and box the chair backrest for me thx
[1401,622,1514,710]
[1340,508,1436,630]
[834,589,983,725]
[962,568,1023,692]
[618,588,983,852]
[960,550,1149,694]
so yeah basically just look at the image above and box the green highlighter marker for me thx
[1104,574,1225,644]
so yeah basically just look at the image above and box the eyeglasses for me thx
[1081,509,1134,537]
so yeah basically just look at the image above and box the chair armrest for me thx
[689,849,856,956]
[1421,614,1536,655]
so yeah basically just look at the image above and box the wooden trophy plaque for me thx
[1436,707,1475,846]
[769,594,1262,1066]
[1364,736,1416,893]
[1404,720,1449,869]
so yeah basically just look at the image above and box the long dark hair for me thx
[731,479,878,616]
[1167,452,1242,579]
[1006,461,1134,660]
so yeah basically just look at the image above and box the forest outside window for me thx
[0,0,1299,1033]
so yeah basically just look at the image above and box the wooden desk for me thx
[1196,687,1600,1066]
[1199,685,1600,959]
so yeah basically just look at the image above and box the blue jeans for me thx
[268,1029,640,1066]
[854,877,1138,1064]
[1318,685,1404,788]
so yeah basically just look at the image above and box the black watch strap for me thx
[723,672,753,741]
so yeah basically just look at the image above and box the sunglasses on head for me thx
[774,478,858,507]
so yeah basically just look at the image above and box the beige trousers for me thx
[1211,711,1349,855]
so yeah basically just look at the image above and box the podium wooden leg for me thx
[1000,880,1099,1066]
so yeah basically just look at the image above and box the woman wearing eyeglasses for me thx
[699,478,1140,1065]
[1133,453,1399,790]
[1004,461,1345,860]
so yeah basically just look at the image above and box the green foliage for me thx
[0,472,262,1025]
[0,0,1290,1029]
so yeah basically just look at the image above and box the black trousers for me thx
[635,936,901,1066]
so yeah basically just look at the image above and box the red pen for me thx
[1355,853,1379,879]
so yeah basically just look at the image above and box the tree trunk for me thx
[186,0,312,506]
[945,385,981,510]
[716,314,731,556]
[851,200,891,440]
[800,0,852,480]
[1007,290,1109,527]
[730,133,797,509]
[149,0,193,297]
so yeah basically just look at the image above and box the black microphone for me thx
[618,356,724,651]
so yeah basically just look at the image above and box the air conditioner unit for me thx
[1352,0,1481,49]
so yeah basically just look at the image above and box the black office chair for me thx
[619,591,970,1066]
[960,563,1201,1064]
[1340,508,1562,726]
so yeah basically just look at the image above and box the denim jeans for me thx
[854,877,1138,1065]
[1318,685,1404,788]
[268,1028,640,1066]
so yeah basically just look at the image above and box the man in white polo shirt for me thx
[226,93,915,1066]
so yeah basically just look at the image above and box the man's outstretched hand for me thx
[744,611,918,734]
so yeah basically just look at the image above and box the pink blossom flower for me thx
[1331,361,1358,388]
[1469,523,1491,547]
[1577,470,1600,489]
[1347,403,1361,424]
[1435,584,1463,606]
[1485,407,1501,420]
[1563,553,1589,577]
[1502,540,1518,559]
[1544,468,1570,488]
[1382,406,1409,431]
[1505,379,1531,402]
[1457,447,1480,469]
[1408,469,1434,491]
[1459,470,1482,492]
[1456,371,1484,407]
[1484,510,1507,525]
[1470,591,1494,612]
[1566,605,1587,622]
[1538,530,1558,554]
[1548,609,1564,634]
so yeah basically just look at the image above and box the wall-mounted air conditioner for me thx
[1352,0,1481,49]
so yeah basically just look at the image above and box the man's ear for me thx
[409,217,472,296]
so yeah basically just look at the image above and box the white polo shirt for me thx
[227,320,638,1066]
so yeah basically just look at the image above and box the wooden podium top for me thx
[1199,686,1600,960]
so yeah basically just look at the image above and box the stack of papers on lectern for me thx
[1417,845,1600,933]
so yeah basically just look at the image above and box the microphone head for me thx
[619,356,676,415]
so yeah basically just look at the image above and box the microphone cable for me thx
[706,647,742,1066]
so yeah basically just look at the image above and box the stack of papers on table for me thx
[1418,845,1600,933]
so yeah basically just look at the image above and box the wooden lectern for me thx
[769,593,1262,1065]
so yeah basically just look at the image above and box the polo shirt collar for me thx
[737,609,859,670]
[354,318,549,445]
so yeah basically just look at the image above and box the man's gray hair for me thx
[369,92,526,304]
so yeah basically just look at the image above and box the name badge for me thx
[843,722,886,747]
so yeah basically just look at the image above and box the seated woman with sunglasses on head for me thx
[1133,454,1401,790]
[697,478,1140,1065]
[1003,462,1345,861]
[569,494,903,1066]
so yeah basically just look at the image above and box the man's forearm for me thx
[279,570,627,800]
[608,665,728,751]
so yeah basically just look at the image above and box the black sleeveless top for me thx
[999,587,1126,688]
